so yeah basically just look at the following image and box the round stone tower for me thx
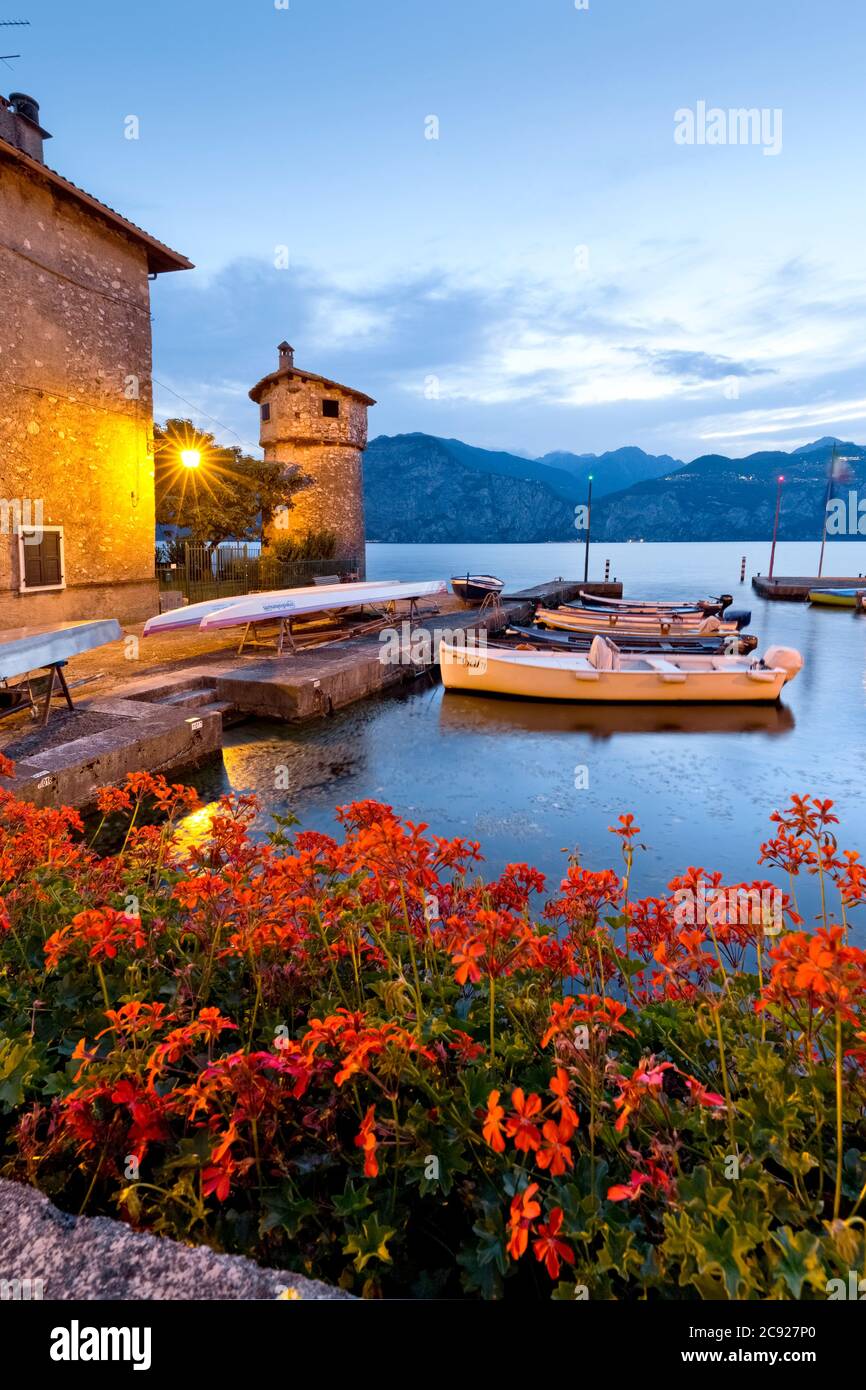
[249,342,376,579]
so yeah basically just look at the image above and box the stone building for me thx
[0,92,192,626]
[249,343,375,578]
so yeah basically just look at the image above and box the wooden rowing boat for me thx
[439,635,802,704]
[505,624,759,655]
[577,590,732,616]
[535,605,742,636]
[450,574,504,603]
[807,588,866,608]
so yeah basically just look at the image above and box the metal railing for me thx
[156,543,359,604]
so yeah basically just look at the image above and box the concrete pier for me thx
[752,574,866,600]
[0,580,631,808]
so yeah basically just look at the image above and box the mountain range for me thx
[363,434,866,543]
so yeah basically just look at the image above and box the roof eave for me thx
[249,367,376,407]
[0,135,194,274]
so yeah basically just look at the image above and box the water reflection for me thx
[439,691,795,738]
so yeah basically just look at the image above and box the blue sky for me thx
[13,0,866,460]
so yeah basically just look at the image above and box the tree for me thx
[153,418,309,552]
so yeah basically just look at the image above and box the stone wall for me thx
[0,162,159,626]
[260,377,368,576]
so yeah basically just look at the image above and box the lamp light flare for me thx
[181,449,202,469]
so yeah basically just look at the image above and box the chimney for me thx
[278,341,295,370]
[0,93,52,162]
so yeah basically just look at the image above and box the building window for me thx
[260,403,271,422]
[17,525,65,592]
[322,399,340,419]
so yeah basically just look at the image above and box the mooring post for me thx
[583,475,593,583]
[604,558,610,582]
[740,555,746,583]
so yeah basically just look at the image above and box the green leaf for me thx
[343,1214,396,1272]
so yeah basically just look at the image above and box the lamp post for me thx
[768,475,784,579]
[583,474,593,584]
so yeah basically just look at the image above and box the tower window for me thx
[260,403,271,422]
[322,399,340,418]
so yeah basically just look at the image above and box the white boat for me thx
[439,635,803,704]
[577,590,731,615]
[198,579,447,632]
[143,581,442,637]
[536,605,742,636]
[0,619,123,680]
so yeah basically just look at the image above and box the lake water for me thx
[187,540,866,929]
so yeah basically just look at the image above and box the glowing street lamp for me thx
[180,449,202,470]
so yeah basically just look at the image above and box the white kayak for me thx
[198,579,448,632]
[439,634,803,704]
[0,619,123,680]
[143,581,443,637]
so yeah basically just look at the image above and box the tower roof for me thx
[249,363,376,407]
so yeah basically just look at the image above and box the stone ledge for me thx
[0,1179,353,1301]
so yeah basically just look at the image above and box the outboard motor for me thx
[764,645,804,684]
[724,608,751,630]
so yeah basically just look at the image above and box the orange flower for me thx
[532,1207,574,1280]
[535,1119,574,1176]
[355,1104,379,1177]
[482,1090,506,1152]
[505,1088,542,1152]
[507,1182,541,1260]
[549,1068,579,1136]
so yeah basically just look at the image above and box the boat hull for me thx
[199,580,447,632]
[505,624,758,655]
[439,641,789,704]
[0,619,123,680]
[536,605,740,636]
[450,575,504,603]
[578,590,728,616]
[145,581,445,636]
[808,589,864,608]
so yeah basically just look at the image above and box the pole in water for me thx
[817,445,837,580]
[768,475,784,579]
[583,475,593,584]
[740,555,746,583]
[604,557,610,582]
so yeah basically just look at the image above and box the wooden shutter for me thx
[21,530,63,588]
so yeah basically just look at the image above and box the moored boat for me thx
[439,634,802,704]
[536,604,745,636]
[504,623,759,655]
[450,574,505,603]
[807,587,866,608]
[577,590,732,616]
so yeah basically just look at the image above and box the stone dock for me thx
[1,578,620,808]
[752,574,866,600]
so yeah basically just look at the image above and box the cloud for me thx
[149,245,866,460]
[646,350,769,382]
